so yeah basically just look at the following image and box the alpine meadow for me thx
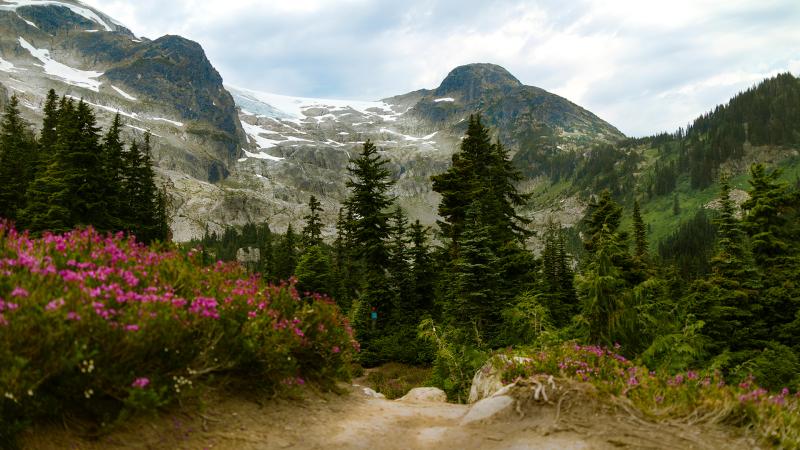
[1,1,799,449]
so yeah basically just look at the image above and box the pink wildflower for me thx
[294,328,305,337]
[11,287,29,298]
[332,346,340,354]
[132,378,150,389]
[66,311,81,321]
[125,324,140,332]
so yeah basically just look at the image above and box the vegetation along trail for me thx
[24,383,753,450]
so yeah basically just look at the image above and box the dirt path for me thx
[22,384,756,450]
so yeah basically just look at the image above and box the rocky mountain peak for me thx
[435,63,522,101]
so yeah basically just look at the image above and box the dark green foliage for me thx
[5,93,168,242]
[295,245,333,296]
[273,224,299,281]
[0,96,36,222]
[302,195,324,247]
[538,220,578,327]
[632,199,648,261]
[658,209,717,279]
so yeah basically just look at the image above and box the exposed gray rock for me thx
[397,387,447,403]
[468,355,532,404]
[459,395,515,425]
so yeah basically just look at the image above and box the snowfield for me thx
[19,37,103,91]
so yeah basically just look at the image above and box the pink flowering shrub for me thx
[496,343,799,448]
[0,224,357,443]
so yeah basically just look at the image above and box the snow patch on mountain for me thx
[111,85,136,101]
[0,56,21,73]
[379,128,438,142]
[434,97,455,103]
[151,117,183,127]
[242,148,284,162]
[227,85,399,121]
[19,37,103,91]
[1,0,114,31]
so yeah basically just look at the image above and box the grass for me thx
[362,363,433,399]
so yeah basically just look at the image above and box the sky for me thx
[83,0,800,137]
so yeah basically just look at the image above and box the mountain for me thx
[0,0,246,184]
[0,2,624,241]
[225,64,623,242]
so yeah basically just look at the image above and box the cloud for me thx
[82,0,800,136]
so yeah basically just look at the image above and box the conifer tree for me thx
[274,224,298,281]
[101,113,125,228]
[302,195,324,247]
[408,219,434,315]
[445,205,500,346]
[344,140,394,268]
[577,224,627,346]
[295,245,332,296]
[632,199,649,261]
[0,96,34,220]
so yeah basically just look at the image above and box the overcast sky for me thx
[83,0,800,136]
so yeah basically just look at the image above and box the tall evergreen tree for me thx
[344,140,394,268]
[632,199,649,261]
[0,96,34,221]
[302,195,324,247]
[101,113,125,229]
[273,224,298,281]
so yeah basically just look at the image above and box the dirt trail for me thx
[22,384,756,450]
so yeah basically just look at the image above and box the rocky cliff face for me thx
[0,0,246,184]
[214,64,623,243]
[0,2,624,242]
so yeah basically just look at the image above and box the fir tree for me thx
[344,140,394,268]
[295,245,332,297]
[302,195,324,247]
[0,96,34,221]
[632,199,649,261]
[273,224,298,281]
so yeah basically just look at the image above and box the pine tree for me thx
[583,190,624,255]
[577,224,628,346]
[633,199,649,261]
[343,140,396,350]
[672,193,681,216]
[18,98,77,233]
[0,96,34,221]
[295,245,332,297]
[101,113,125,229]
[344,140,394,268]
[431,115,491,245]
[63,100,112,230]
[445,205,500,346]
[273,224,298,281]
[408,219,434,315]
[302,195,324,247]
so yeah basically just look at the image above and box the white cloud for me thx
[82,0,800,136]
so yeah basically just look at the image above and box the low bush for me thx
[495,343,800,448]
[0,224,357,447]
[363,363,432,399]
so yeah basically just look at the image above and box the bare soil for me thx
[20,384,758,450]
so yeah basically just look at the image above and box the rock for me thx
[397,387,447,403]
[359,387,385,399]
[460,395,515,426]
[468,355,532,403]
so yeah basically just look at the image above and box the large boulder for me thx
[397,387,447,403]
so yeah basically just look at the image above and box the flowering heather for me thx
[0,223,357,444]
[494,344,799,448]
